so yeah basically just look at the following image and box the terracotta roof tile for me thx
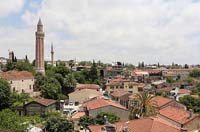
[110,90,130,98]
[83,98,127,111]
[159,106,198,125]
[89,117,181,132]
[73,89,102,96]
[71,112,86,119]
[76,84,100,90]
[0,71,34,80]
[33,98,57,107]
[178,89,191,94]
[151,96,173,108]
[156,87,174,92]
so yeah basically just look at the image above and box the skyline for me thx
[0,0,200,65]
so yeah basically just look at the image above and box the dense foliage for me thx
[45,117,74,132]
[179,95,200,113]
[166,77,175,83]
[11,92,33,107]
[0,78,11,110]
[73,61,101,85]
[78,112,120,128]
[129,92,158,119]
[6,61,34,73]
[192,83,200,95]
[189,69,200,78]
[95,112,120,125]
[79,116,95,128]
[0,109,27,130]
[41,78,62,100]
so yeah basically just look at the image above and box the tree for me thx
[63,74,77,94]
[192,83,200,95]
[0,109,27,130]
[6,61,34,73]
[41,78,62,100]
[0,78,11,110]
[55,65,70,77]
[34,73,47,91]
[190,69,200,78]
[79,116,95,128]
[166,77,175,83]
[129,92,158,119]
[89,61,98,81]
[95,112,120,125]
[45,117,74,132]
[11,92,32,107]
[179,95,200,113]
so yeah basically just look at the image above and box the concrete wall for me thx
[24,102,56,115]
[161,101,186,110]
[10,78,34,94]
[69,92,100,104]
[88,106,129,121]
[106,82,138,94]
[183,117,200,132]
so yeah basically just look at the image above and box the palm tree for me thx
[129,92,158,119]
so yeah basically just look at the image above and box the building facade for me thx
[0,71,34,94]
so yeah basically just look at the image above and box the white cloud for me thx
[0,0,25,17]
[1,0,200,65]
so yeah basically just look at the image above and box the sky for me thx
[0,0,200,65]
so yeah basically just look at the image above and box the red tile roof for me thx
[76,84,100,90]
[33,98,57,107]
[157,87,174,92]
[83,98,127,111]
[159,106,198,125]
[71,112,86,119]
[89,117,181,132]
[110,90,130,98]
[164,72,176,77]
[0,71,34,80]
[178,89,191,94]
[151,96,173,108]
[72,89,102,96]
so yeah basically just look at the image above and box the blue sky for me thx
[0,0,200,65]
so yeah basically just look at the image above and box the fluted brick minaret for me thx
[51,43,54,65]
[35,18,45,74]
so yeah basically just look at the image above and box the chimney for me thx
[122,127,128,132]
[188,109,193,119]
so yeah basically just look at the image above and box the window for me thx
[129,85,133,89]
[10,81,13,84]
[110,86,114,89]
[29,85,32,89]
[22,89,25,93]
[13,87,15,91]
[120,85,123,89]
[22,80,24,82]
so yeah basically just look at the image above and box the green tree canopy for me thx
[0,109,27,130]
[179,95,200,113]
[0,78,11,110]
[41,78,62,100]
[45,117,74,132]
[6,61,34,73]
[95,112,120,125]
[129,92,158,119]
[34,72,47,91]
[79,116,95,128]
[189,69,200,78]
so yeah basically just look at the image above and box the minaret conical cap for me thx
[38,18,43,25]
